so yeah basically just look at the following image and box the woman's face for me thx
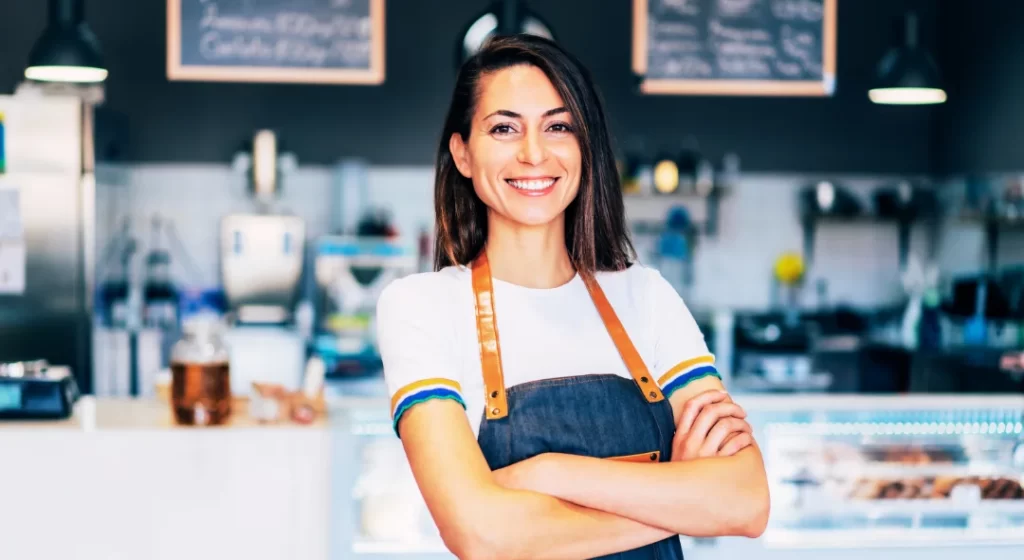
[450,64,582,228]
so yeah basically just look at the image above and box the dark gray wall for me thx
[932,1,1024,174]
[0,1,942,173]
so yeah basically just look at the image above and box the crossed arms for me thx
[398,376,770,560]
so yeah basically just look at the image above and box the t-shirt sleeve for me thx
[375,275,466,437]
[647,268,722,398]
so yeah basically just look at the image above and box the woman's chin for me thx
[506,207,564,228]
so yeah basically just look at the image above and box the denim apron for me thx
[470,252,684,560]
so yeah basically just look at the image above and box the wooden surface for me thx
[0,396,328,431]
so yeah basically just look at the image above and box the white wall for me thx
[95,163,1022,312]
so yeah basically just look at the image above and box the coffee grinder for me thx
[220,130,306,395]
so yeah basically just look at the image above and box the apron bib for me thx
[470,252,685,560]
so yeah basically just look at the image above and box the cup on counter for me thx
[155,369,171,402]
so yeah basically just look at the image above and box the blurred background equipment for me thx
[220,213,306,326]
[220,129,309,395]
[0,360,79,420]
[654,205,693,301]
[313,234,416,381]
[220,212,307,395]
[92,212,202,399]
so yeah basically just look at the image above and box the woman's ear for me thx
[449,133,472,179]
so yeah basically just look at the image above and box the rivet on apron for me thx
[640,376,648,383]
[649,391,657,399]
[491,407,500,415]
[491,391,498,398]
[649,453,657,461]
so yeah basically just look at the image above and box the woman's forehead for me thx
[476,65,566,118]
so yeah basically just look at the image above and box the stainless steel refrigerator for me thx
[0,90,96,393]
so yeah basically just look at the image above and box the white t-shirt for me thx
[376,263,719,437]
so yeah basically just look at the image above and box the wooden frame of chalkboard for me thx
[633,0,837,96]
[166,0,386,85]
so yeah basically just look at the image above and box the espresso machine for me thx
[219,130,307,395]
[312,235,416,380]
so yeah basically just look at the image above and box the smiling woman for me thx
[450,65,581,227]
[376,34,769,560]
[433,34,632,278]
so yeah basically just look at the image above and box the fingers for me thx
[676,390,731,436]
[671,424,690,461]
[689,402,747,442]
[672,391,754,462]
[699,417,752,457]
[680,402,748,459]
[673,391,726,460]
[718,432,754,456]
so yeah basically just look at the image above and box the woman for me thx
[376,34,769,559]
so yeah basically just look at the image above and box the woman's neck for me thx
[485,213,575,289]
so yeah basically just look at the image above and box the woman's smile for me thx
[505,176,560,196]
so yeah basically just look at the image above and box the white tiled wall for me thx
[95,163,1019,312]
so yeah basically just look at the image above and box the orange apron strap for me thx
[471,252,510,419]
[580,274,665,403]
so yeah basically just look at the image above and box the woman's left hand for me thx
[671,390,754,461]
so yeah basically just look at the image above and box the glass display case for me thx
[328,397,454,560]
[747,395,1024,552]
[328,392,1024,560]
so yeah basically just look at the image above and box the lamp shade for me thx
[25,0,107,83]
[868,12,945,105]
[458,0,554,64]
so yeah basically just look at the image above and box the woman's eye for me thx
[548,122,574,133]
[490,124,515,135]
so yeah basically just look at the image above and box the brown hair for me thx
[432,34,635,275]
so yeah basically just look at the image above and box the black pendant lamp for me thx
[25,0,107,84]
[868,12,945,105]
[457,0,555,65]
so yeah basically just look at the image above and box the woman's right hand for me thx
[671,390,754,461]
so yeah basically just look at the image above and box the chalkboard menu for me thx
[167,0,385,85]
[633,0,836,96]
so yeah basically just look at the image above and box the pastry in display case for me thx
[330,399,453,559]
[352,438,441,549]
[748,396,1024,549]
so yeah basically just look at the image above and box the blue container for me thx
[0,111,6,174]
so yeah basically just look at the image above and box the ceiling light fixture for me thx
[25,0,107,84]
[869,11,945,105]
[457,0,555,65]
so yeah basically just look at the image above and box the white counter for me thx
[0,397,331,560]
[2,393,1023,560]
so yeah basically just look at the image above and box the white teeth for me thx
[507,178,556,191]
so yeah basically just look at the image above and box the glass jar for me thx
[170,316,231,426]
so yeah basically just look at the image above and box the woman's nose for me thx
[517,130,546,165]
